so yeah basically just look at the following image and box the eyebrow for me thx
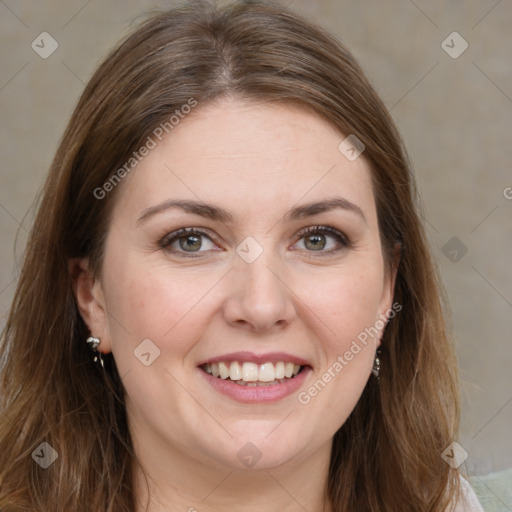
[136,196,367,226]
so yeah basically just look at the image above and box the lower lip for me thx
[198,366,311,403]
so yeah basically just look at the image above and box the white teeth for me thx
[219,362,230,379]
[229,361,243,381]
[258,362,275,382]
[275,361,285,379]
[233,378,291,387]
[201,361,304,382]
[242,362,259,381]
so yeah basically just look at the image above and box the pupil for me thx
[180,235,201,251]
[306,234,325,251]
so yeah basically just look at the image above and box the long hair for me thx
[0,1,462,510]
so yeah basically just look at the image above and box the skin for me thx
[73,97,397,511]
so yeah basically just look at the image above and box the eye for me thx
[160,225,352,258]
[160,227,218,256]
[293,225,352,255]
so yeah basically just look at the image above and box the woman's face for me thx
[81,98,396,473]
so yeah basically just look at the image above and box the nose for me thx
[221,252,296,333]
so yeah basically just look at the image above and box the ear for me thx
[69,257,112,353]
[377,242,402,347]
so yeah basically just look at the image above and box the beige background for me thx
[1,0,511,483]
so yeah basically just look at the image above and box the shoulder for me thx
[448,474,485,512]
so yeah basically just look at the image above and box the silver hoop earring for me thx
[371,348,381,380]
[86,336,104,368]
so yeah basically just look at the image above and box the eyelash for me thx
[159,225,352,258]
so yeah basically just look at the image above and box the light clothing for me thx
[469,467,512,512]
[454,475,486,511]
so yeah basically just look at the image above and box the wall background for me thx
[1,0,511,486]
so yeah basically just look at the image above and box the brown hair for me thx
[0,1,462,510]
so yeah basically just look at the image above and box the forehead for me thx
[113,98,376,225]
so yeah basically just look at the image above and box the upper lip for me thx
[197,351,311,367]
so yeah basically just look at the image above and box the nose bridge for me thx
[239,251,281,296]
[222,238,294,331]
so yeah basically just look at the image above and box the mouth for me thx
[200,360,306,387]
[197,351,312,403]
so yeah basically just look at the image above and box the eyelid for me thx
[159,227,220,255]
[160,224,352,258]
[160,226,216,242]
[295,225,351,245]
[292,225,353,255]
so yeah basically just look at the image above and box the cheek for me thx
[303,261,386,344]
[100,259,212,427]
[101,252,223,360]
[293,266,383,431]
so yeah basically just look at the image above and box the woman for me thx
[0,1,484,510]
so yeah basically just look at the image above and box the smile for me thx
[201,361,303,386]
